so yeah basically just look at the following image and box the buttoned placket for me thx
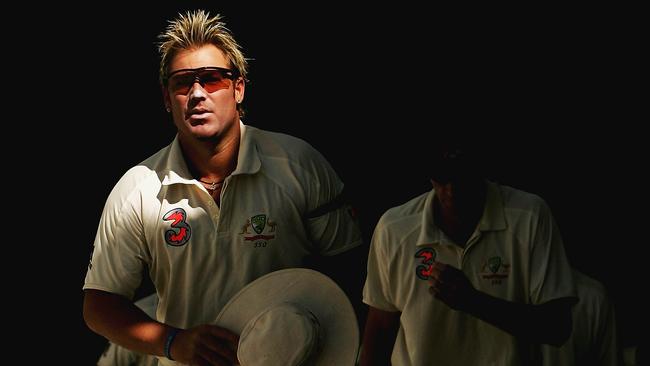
[202,177,233,230]
[200,184,220,225]
[460,229,483,269]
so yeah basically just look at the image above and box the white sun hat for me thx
[214,268,359,366]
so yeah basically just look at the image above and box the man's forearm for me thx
[467,291,573,346]
[360,307,400,366]
[83,289,172,357]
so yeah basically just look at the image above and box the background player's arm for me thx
[359,306,400,366]
[428,262,573,346]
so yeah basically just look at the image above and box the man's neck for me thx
[434,181,487,247]
[179,123,241,182]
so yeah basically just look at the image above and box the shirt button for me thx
[208,201,214,206]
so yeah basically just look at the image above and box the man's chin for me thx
[188,124,218,140]
[196,134,218,142]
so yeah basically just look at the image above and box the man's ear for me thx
[234,77,245,104]
[161,85,171,112]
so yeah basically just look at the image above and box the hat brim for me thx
[214,268,359,366]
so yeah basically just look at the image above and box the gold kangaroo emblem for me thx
[239,218,251,234]
[267,220,277,232]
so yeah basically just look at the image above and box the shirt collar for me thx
[415,180,507,246]
[161,120,261,187]
[231,121,261,176]
[161,135,195,187]
[415,189,442,246]
[478,181,507,232]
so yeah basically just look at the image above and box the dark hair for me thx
[428,143,483,183]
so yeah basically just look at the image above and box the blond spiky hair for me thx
[157,10,248,83]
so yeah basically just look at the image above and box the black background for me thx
[14,2,645,363]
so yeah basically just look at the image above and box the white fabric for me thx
[542,270,620,366]
[363,181,576,365]
[237,303,319,365]
[84,122,362,332]
[97,344,158,366]
[216,268,359,366]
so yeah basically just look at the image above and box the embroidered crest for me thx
[251,214,267,234]
[480,255,511,285]
[488,256,502,273]
[240,214,277,248]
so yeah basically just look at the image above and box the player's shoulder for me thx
[382,191,430,225]
[573,270,608,300]
[106,146,170,207]
[374,191,430,249]
[248,125,326,165]
[495,182,550,217]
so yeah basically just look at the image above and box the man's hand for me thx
[171,325,239,366]
[427,261,478,311]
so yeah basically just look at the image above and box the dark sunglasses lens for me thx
[168,72,194,95]
[168,69,232,95]
[198,69,232,93]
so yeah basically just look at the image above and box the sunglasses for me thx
[165,66,239,95]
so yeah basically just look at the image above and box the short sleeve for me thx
[363,220,399,312]
[83,181,147,299]
[97,342,137,366]
[302,147,362,256]
[589,276,620,365]
[529,200,577,304]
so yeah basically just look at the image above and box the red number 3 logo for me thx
[415,248,436,280]
[163,208,191,246]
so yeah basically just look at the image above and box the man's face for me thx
[163,44,245,141]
